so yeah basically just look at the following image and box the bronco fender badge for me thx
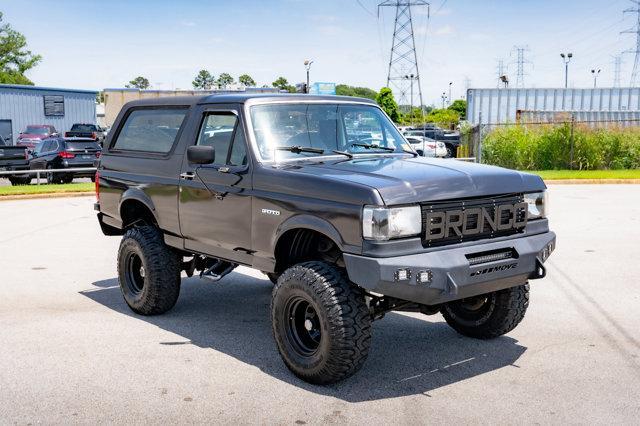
[261,208,281,216]
[470,262,518,277]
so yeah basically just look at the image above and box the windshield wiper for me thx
[350,142,395,152]
[331,150,353,159]
[275,145,325,155]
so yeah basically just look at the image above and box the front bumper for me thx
[344,231,556,306]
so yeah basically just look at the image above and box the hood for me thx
[19,133,47,140]
[282,156,545,205]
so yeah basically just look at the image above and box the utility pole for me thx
[511,45,532,88]
[613,55,623,87]
[379,1,429,115]
[496,59,506,88]
[560,52,572,88]
[622,0,640,86]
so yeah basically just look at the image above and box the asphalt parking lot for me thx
[1,185,639,424]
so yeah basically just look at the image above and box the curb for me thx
[544,179,640,184]
[0,192,94,201]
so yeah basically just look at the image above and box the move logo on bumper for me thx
[470,262,518,277]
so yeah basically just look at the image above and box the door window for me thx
[197,112,247,166]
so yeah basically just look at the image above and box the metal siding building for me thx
[466,87,640,125]
[0,84,97,144]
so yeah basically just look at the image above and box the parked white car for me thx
[405,136,447,157]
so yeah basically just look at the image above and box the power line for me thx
[379,1,430,113]
[622,0,640,86]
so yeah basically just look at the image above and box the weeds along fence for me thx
[461,116,640,170]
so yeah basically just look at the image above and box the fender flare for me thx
[118,188,158,224]
[272,214,347,254]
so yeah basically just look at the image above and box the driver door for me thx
[178,107,253,264]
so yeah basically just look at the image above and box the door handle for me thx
[180,172,195,180]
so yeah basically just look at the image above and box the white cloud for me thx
[433,25,454,36]
[180,20,196,27]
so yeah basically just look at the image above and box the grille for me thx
[421,193,526,248]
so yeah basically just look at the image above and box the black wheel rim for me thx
[125,252,145,295]
[284,296,322,357]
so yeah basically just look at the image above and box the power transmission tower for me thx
[612,55,623,87]
[496,59,506,88]
[464,76,472,94]
[622,0,640,86]
[511,45,532,88]
[378,1,429,114]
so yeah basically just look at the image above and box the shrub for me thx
[482,124,640,170]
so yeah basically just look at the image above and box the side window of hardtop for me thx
[111,107,188,154]
[196,112,247,167]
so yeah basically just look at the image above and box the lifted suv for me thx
[95,94,556,384]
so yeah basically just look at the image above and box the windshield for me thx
[249,103,407,161]
[25,126,49,135]
[71,124,97,132]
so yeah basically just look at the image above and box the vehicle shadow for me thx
[82,271,527,402]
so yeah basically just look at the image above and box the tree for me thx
[376,87,400,122]
[336,84,377,100]
[238,74,256,87]
[0,12,42,85]
[272,76,295,93]
[125,76,150,89]
[427,108,460,129]
[192,69,215,90]
[217,72,234,88]
[448,99,467,119]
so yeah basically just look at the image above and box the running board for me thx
[200,260,237,282]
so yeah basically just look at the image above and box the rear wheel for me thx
[445,144,455,158]
[441,284,529,339]
[271,261,372,384]
[117,226,181,315]
[9,176,30,186]
[45,165,63,184]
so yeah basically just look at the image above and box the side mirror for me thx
[187,145,215,164]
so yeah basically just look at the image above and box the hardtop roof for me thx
[122,93,377,109]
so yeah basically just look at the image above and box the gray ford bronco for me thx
[95,94,556,384]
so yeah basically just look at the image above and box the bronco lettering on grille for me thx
[425,202,528,242]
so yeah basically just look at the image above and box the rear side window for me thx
[112,108,187,153]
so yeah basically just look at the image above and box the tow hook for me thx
[529,259,547,280]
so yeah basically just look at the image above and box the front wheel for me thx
[441,284,529,339]
[271,261,372,384]
[117,226,181,315]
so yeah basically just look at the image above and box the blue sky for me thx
[0,0,635,105]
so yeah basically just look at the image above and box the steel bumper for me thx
[344,231,556,306]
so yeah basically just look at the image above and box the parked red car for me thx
[16,125,59,149]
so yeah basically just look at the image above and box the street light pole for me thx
[591,68,601,88]
[560,52,573,88]
[403,74,415,126]
[441,92,447,109]
[448,82,453,106]
[304,60,313,94]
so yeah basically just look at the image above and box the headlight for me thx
[524,191,547,219]
[362,205,422,241]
